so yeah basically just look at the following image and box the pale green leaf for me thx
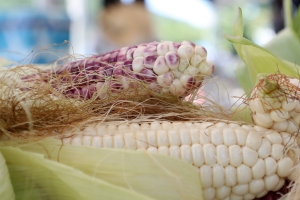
[0,151,15,200]
[225,7,300,93]
[0,146,153,200]
[11,139,203,200]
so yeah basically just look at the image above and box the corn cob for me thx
[50,41,213,99]
[249,73,300,135]
[62,120,297,200]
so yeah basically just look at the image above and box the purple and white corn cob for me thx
[54,41,213,99]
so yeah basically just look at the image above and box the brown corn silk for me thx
[0,41,224,137]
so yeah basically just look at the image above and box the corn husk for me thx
[1,139,203,200]
[0,151,15,200]
[225,1,300,93]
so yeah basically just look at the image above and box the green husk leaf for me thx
[293,8,300,36]
[225,7,300,93]
[12,138,203,200]
[231,104,253,124]
[0,151,15,200]
[0,145,153,200]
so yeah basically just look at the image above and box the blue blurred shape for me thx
[0,9,70,64]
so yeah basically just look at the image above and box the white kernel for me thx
[136,130,147,149]
[158,146,169,155]
[129,123,140,131]
[189,128,200,144]
[256,190,268,198]
[214,122,227,128]
[157,129,169,147]
[190,54,203,67]
[178,59,189,72]
[286,120,298,134]
[82,136,92,146]
[167,129,181,146]
[133,46,146,58]
[265,157,277,175]
[202,187,215,200]
[180,145,192,164]
[252,158,265,179]
[271,143,284,160]
[244,193,255,200]
[237,164,252,184]
[71,136,82,146]
[83,126,97,136]
[230,194,243,200]
[153,56,169,75]
[200,165,212,188]
[282,98,297,111]
[249,98,265,113]
[147,147,158,153]
[96,124,107,136]
[281,132,296,147]
[241,125,255,132]
[223,128,237,146]
[216,145,229,166]
[258,138,271,158]
[161,121,172,129]
[146,130,157,147]
[169,145,181,159]
[150,121,162,130]
[169,79,186,96]
[177,44,194,59]
[242,146,258,167]
[272,178,285,192]
[254,125,268,132]
[113,135,124,148]
[210,128,224,146]
[91,136,102,148]
[179,128,192,145]
[191,144,204,167]
[103,136,113,148]
[292,113,300,124]
[229,145,242,167]
[272,121,288,132]
[264,130,283,144]
[124,133,136,150]
[203,144,216,165]
[232,184,248,196]
[140,122,150,130]
[118,124,129,131]
[212,164,225,188]
[199,129,211,144]
[277,157,293,177]
[107,124,117,134]
[249,179,265,195]
[264,174,280,191]
[216,186,230,199]
[157,42,169,56]
[225,165,236,187]
[246,131,262,150]
[252,113,273,128]
[235,128,248,146]
[270,109,290,122]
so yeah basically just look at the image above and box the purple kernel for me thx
[143,46,157,57]
[108,51,119,63]
[101,53,111,62]
[144,55,158,68]
[165,52,179,69]
[139,68,156,82]
[104,66,113,76]
[113,68,124,77]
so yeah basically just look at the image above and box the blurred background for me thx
[0,0,298,107]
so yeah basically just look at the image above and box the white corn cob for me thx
[48,41,213,99]
[249,73,300,135]
[62,120,297,200]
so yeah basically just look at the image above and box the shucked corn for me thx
[62,121,296,200]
